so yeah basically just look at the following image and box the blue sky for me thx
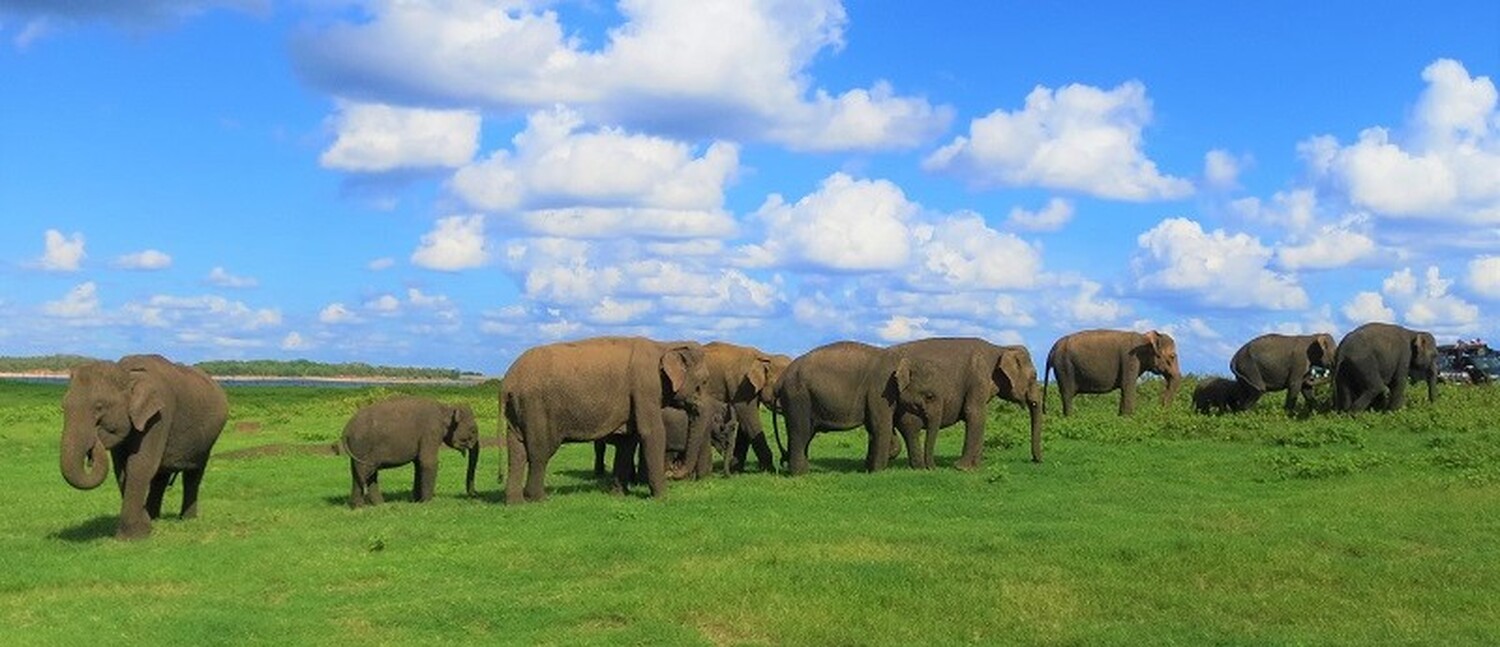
[2,1,1497,374]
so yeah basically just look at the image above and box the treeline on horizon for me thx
[0,356,477,380]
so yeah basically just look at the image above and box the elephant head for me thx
[660,342,710,414]
[993,347,1044,463]
[60,361,163,490]
[1140,330,1182,408]
[758,354,793,409]
[1309,333,1338,369]
[441,404,481,496]
[1411,331,1438,402]
[889,356,943,429]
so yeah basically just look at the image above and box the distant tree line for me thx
[0,355,99,373]
[0,356,476,380]
[193,359,470,380]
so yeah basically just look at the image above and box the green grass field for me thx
[3,379,1499,645]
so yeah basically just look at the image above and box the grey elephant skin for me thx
[1230,333,1336,413]
[888,337,1043,468]
[1333,322,1438,413]
[59,354,228,540]
[1045,329,1182,416]
[702,342,789,474]
[341,396,481,508]
[1192,377,1256,415]
[501,337,709,503]
[593,400,739,487]
[775,341,942,476]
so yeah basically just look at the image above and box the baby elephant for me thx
[341,396,481,508]
[1193,377,1255,415]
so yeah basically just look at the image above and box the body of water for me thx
[2,376,485,389]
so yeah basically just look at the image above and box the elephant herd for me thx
[54,322,1441,539]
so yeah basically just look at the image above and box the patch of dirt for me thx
[233,421,263,434]
[216,442,339,460]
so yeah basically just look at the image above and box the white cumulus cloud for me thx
[112,249,172,270]
[743,172,916,272]
[1005,197,1074,232]
[1275,223,1378,270]
[1301,59,1500,224]
[294,0,949,151]
[319,303,360,324]
[924,80,1192,201]
[909,213,1042,290]
[34,229,85,272]
[411,215,489,271]
[207,267,258,288]
[1468,255,1500,299]
[42,282,103,320]
[320,101,481,172]
[281,332,312,351]
[1134,217,1308,310]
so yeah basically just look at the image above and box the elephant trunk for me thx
[60,426,109,490]
[1026,384,1043,463]
[1160,372,1182,409]
[465,444,480,497]
[1426,368,1438,403]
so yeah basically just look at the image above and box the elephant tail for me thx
[1042,352,1053,416]
[772,405,787,468]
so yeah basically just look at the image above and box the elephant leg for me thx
[639,429,668,499]
[179,467,204,519]
[349,460,365,509]
[734,403,775,472]
[1349,385,1383,414]
[593,440,608,478]
[414,443,440,502]
[523,433,557,502]
[730,433,750,473]
[1282,387,1300,414]
[784,396,815,476]
[1058,379,1076,417]
[1118,375,1138,416]
[145,471,171,520]
[954,406,986,471]
[505,427,528,505]
[117,451,162,540]
[895,414,923,469]
[367,470,386,505]
[922,423,940,470]
[1386,377,1408,411]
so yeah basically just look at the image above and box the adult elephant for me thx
[775,341,942,476]
[341,396,481,508]
[1044,329,1181,416]
[1230,333,1337,413]
[501,337,709,503]
[59,354,228,540]
[1333,323,1438,413]
[888,338,1043,468]
[702,342,790,474]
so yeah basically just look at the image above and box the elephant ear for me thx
[127,374,165,432]
[661,346,693,396]
[1142,330,1161,351]
[992,352,1021,397]
[447,406,463,431]
[1412,333,1437,364]
[746,356,771,397]
[892,357,912,396]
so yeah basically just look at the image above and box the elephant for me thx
[592,399,739,487]
[501,336,709,503]
[1192,377,1256,415]
[1044,329,1182,416]
[1230,333,1337,413]
[887,338,1043,469]
[59,354,228,540]
[774,341,942,476]
[341,396,481,508]
[1333,323,1438,413]
[701,342,790,474]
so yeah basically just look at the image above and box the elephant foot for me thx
[115,522,151,541]
[954,459,981,472]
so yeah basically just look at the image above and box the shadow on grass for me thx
[50,515,116,542]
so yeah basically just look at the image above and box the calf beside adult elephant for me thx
[888,338,1043,468]
[501,336,709,503]
[1230,333,1337,413]
[593,400,739,488]
[1333,323,1438,413]
[775,341,942,476]
[341,396,481,508]
[59,354,228,540]
[1044,329,1181,416]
